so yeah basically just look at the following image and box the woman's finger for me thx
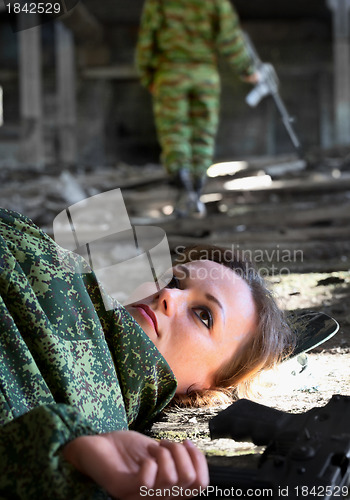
[148,443,178,488]
[159,440,197,487]
[183,440,210,490]
[138,455,159,490]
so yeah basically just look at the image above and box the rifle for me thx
[204,395,350,499]
[243,32,303,156]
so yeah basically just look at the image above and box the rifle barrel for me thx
[272,92,303,153]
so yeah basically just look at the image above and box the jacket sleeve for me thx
[0,403,109,500]
[215,0,255,77]
[135,0,163,89]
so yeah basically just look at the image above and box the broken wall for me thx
[0,1,334,168]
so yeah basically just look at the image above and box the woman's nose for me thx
[158,287,183,316]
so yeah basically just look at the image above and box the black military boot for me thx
[170,168,198,217]
[193,174,207,196]
[192,174,207,218]
[170,168,193,192]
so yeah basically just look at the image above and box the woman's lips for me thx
[133,304,159,335]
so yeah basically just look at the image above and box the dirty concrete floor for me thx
[1,149,350,482]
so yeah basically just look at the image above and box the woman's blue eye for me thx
[193,307,213,329]
[166,275,180,289]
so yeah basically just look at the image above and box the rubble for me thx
[1,150,350,461]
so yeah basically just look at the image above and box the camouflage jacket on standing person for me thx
[0,208,177,499]
[135,0,255,88]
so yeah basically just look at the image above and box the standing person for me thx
[135,0,259,217]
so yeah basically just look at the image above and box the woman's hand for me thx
[63,430,209,499]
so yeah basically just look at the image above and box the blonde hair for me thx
[171,244,295,407]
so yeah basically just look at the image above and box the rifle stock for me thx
[204,395,350,499]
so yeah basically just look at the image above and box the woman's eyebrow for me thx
[177,265,190,278]
[206,293,226,324]
[177,264,225,323]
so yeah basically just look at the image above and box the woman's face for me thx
[125,259,257,393]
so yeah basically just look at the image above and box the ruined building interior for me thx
[0,0,350,484]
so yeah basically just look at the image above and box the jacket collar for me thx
[104,304,177,430]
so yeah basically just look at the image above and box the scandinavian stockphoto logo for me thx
[53,189,173,310]
[3,0,80,32]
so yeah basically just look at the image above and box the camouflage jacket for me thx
[135,0,255,88]
[0,209,176,499]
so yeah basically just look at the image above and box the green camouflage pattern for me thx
[136,0,255,88]
[135,0,255,175]
[0,208,177,499]
[153,63,220,176]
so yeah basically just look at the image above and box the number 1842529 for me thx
[6,3,61,15]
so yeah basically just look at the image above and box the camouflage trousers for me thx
[152,63,220,179]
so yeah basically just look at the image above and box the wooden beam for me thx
[18,20,44,166]
[0,86,3,127]
[154,211,350,236]
[318,72,334,148]
[214,173,350,194]
[121,175,350,210]
[82,65,138,80]
[327,0,350,145]
[55,21,77,165]
[167,236,350,273]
